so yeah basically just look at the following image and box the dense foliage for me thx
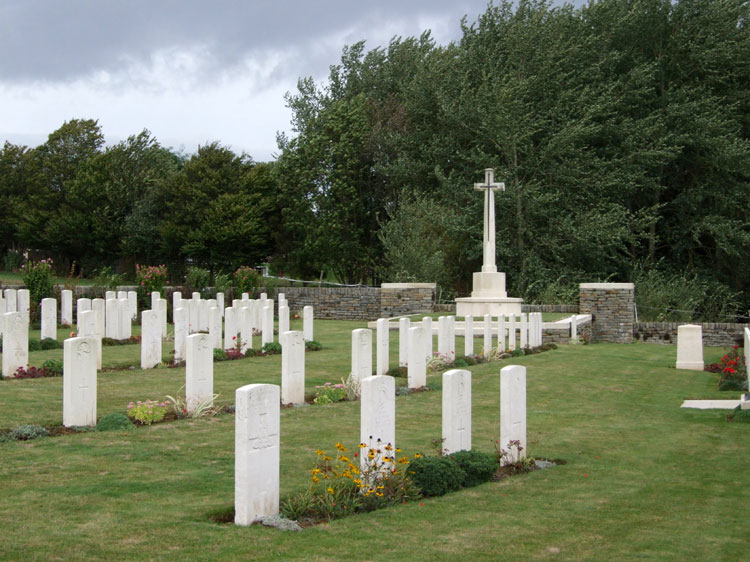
[1,0,747,317]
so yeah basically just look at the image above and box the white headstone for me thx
[63,336,97,427]
[281,330,305,405]
[186,333,214,414]
[437,315,455,361]
[2,312,28,378]
[128,290,138,321]
[199,299,210,332]
[0,296,4,337]
[303,305,314,341]
[224,307,238,350]
[500,365,526,465]
[351,328,372,382]
[173,305,188,362]
[4,288,17,312]
[398,317,410,367]
[118,297,131,339]
[216,292,225,317]
[464,316,474,357]
[234,383,280,526]
[158,298,168,338]
[76,298,92,331]
[41,297,57,340]
[140,309,162,369]
[497,315,506,352]
[172,291,182,311]
[241,292,249,301]
[744,327,750,408]
[422,316,433,362]
[192,292,201,301]
[240,306,253,353]
[117,290,127,301]
[77,309,100,370]
[92,299,105,369]
[408,326,426,389]
[520,313,528,348]
[278,305,289,338]
[676,324,704,370]
[360,375,396,474]
[151,291,160,309]
[188,298,199,334]
[105,298,119,339]
[376,318,389,376]
[17,289,30,323]
[60,289,73,326]
[443,369,472,454]
[507,315,517,351]
[261,305,274,346]
[105,290,116,301]
[483,314,492,359]
[209,306,222,349]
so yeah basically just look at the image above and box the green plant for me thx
[91,266,125,294]
[510,349,525,357]
[8,424,49,441]
[313,382,347,405]
[449,450,498,488]
[96,413,135,431]
[186,266,211,294]
[165,392,220,419]
[427,352,451,372]
[213,272,232,294]
[279,439,419,523]
[127,399,171,425]
[40,337,62,350]
[213,348,228,362]
[21,258,54,319]
[41,359,63,376]
[3,249,23,271]
[233,266,261,296]
[712,346,748,391]
[453,358,468,368]
[135,264,168,296]
[460,355,477,366]
[262,342,282,355]
[305,340,323,351]
[729,405,750,423]
[408,455,465,497]
[386,366,407,378]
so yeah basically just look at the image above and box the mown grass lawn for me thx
[0,318,746,561]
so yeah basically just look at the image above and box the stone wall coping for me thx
[579,282,634,290]
[381,283,436,289]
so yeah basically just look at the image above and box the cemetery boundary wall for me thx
[634,322,746,347]
[434,303,578,314]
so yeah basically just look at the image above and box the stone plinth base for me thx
[741,393,750,410]
[471,272,507,298]
[455,297,523,318]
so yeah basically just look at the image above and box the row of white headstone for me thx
[351,313,544,389]
[234,364,528,525]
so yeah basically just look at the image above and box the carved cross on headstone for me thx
[473,168,505,273]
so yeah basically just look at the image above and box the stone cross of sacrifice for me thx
[474,168,505,273]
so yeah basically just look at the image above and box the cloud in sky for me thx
[0,1,582,160]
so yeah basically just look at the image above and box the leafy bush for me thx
[135,264,168,295]
[40,337,62,350]
[91,266,125,292]
[213,272,232,294]
[408,455,465,497]
[14,365,58,379]
[3,249,23,271]
[186,266,211,294]
[262,342,282,355]
[96,413,135,431]
[213,348,228,362]
[313,382,347,404]
[713,346,747,391]
[460,355,477,366]
[305,340,323,351]
[21,258,55,314]
[242,348,257,358]
[41,359,63,376]
[730,405,750,423]
[233,266,261,296]
[127,399,171,425]
[449,450,498,488]
[386,366,407,378]
[453,358,468,368]
[9,424,49,441]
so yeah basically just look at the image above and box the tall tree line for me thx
[274,0,750,314]
[0,119,277,280]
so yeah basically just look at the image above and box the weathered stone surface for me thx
[278,305,289,339]
[61,290,73,326]
[500,365,526,465]
[303,306,314,341]
[262,305,274,346]
[376,318,389,376]
[422,317,433,362]
[235,383,280,526]
[63,336,97,427]
[443,369,472,454]
[351,328,372,382]
[579,283,634,343]
[464,316,474,357]
[483,314,492,359]
[399,317,410,367]
[186,333,214,414]
[41,298,57,340]
[141,310,162,369]
[281,331,305,405]
[173,305,188,362]
[360,375,395,473]
[2,312,28,378]
[408,326,426,389]
[676,324,704,370]
[224,307,238,351]
[77,309,101,370]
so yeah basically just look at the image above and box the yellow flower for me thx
[359,443,366,448]
[376,492,384,497]
[384,444,393,451]
[335,442,346,452]
[327,487,334,495]
[398,457,410,464]
[315,449,324,456]
[353,478,362,486]
[311,468,321,474]
[339,456,351,463]
[351,467,360,474]
[368,451,375,460]
[395,448,402,453]
[323,456,332,461]
[377,485,384,490]
[414,453,422,459]
[312,476,320,483]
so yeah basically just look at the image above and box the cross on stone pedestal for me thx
[474,168,505,273]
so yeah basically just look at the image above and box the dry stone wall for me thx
[579,283,634,343]
[634,322,746,347]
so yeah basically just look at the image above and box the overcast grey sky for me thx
[0,1,582,161]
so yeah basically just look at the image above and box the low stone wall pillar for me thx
[579,283,634,343]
